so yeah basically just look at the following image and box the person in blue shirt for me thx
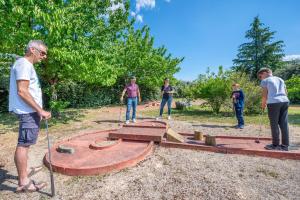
[231,83,245,129]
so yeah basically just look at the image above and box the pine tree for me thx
[233,16,285,80]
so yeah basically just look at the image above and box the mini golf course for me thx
[44,121,300,176]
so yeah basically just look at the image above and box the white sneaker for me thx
[168,115,171,120]
[132,119,136,123]
[156,116,162,121]
[125,120,130,124]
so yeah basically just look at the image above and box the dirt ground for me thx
[1,104,300,200]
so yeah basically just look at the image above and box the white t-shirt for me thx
[260,76,289,104]
[9,57,43,114]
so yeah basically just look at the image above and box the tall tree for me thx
[233,16,285,79]
[274,60,300,80]
[0,0,182,105]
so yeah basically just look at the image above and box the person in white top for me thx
[258,68,290,151]
[9,40,51,193]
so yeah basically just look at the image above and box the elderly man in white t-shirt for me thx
[9,40,51,192]
[258,68,290,151]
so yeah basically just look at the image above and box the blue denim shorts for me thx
[17,112,41,147]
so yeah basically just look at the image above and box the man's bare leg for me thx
[14,146,29,186]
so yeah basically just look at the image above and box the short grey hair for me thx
[25,40,47,53]
[257,67,272,76]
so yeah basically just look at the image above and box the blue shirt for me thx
[231,90,245,108]
[260,76,289,104]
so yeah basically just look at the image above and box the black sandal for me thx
[16,179,47,193]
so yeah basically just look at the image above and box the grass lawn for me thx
[0,108,85,134]
[1,104,299,134]
[141,104,300,126]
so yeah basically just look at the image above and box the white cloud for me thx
[136,0,155,12]
[107,2,125,12]
[136,14,143,23]
[283,55,300,61]
[130,11,136,17]
[131,0,156,23]
[133,0,172,23]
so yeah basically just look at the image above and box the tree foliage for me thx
[233,16,285,80]
[229,72,261,114]
[285,75,300,104]
[192,66,231,114]
[0,0,183,111]
[274,60,300,80]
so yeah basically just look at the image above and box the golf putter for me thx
[118,106,123,126]
[255,110,263,143]
[118,99,124,126]
[45,120,55,197]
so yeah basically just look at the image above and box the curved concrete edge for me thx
[89,139,122,150]
[51,129,117,150]
[161,141,300,160]
[44,141,154,176]
[66,129,118,141]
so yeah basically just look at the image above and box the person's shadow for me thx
[0,166,51,196]
[0,167,18,192]
[192,124,234,129]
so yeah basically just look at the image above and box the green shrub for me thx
[286,75,300,103]
[229,72,261,114]
[193,66,231,114]
[49,100,70,117]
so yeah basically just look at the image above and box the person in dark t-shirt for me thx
[156,78,174,120]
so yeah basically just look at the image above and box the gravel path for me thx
[1,106,300,200]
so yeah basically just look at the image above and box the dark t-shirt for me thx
[231,90,245,108]
[161,85,173,99]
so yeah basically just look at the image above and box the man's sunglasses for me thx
[33,47,47,56]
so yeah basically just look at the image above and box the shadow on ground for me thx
[192,124,234,129]
[0,167,53,196]
[0,167,18,193]
[94,120,120,124]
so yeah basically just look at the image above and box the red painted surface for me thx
[44,121,300,177]
[44,130,153,176]
[109,121,167,142]
[123,121,167,128]
[161,135,300,160]
[89,138,122,150]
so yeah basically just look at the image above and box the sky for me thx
[128,0,300,81]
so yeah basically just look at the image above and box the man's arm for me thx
[261,87,268,110]
[17,80,51,119]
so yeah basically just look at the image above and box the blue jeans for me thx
[126,97,137,121]
[159,97,172,116]
[235,106,244,126]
